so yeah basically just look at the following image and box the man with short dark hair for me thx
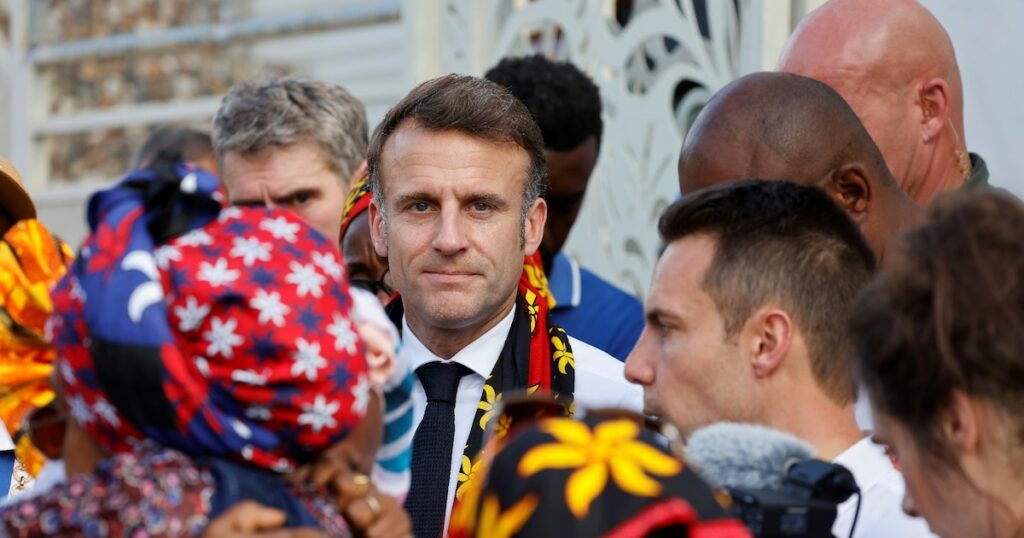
[367,74,640,537]
[485,56,643,360]
[677,72,923,265]
[625,180,931,537]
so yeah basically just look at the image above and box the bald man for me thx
[778,0,989,206]
[678,72,922,265]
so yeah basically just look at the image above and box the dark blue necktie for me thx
[406,361,471,538]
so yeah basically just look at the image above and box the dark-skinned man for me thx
[677,72,923,267]
[486,55,643,361]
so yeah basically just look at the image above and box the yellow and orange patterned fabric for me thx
[0,219,72,476]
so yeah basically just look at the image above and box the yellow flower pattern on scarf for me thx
[518,418,683,518]
[475,494,538,538]
[493,413,513,440]
[456,455,483,501]
[551,329,575,375]
[477,383,502,431]
[523,289,539,333]
[521,260,555,309]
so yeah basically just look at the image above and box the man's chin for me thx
[641,396,663,419]
[418,301,488,330]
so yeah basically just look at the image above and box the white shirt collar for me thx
[833,436,897,492]
[401,306,516,379]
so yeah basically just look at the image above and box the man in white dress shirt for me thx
[625,180,933,537]
[366,74,641,537]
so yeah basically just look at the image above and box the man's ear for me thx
[941,389,982,457]
[368,201,388,258]
[917,78,950,143]
[820,164,871,223]
[523,197,547,256]
[744,307,792,379]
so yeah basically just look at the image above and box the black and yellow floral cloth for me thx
[450,414,752,538]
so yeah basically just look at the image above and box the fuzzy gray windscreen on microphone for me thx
[684,422,816,491]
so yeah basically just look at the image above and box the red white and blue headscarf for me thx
[48,160,370,473]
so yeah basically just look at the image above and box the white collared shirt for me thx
[0,420,12,451]
[401,306,642,531]
[832,437,936,538]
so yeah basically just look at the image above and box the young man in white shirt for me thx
[366,74,641,537]
[625,180,932,537]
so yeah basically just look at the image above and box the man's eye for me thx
[472,202,492,212]
[289,193,312,206]
[649,319,671,335]
[411,202,430,212]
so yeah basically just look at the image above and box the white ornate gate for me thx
[434,0,788,298]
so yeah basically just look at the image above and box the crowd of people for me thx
[0,1,1021,537]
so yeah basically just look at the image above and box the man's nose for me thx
[432,206,467,255]
[260,184,276,208]
[623,330,654,385]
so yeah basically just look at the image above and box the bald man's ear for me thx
[821,164,871,223]
[918,78,950,143]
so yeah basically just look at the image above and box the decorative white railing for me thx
[438,0,784,298]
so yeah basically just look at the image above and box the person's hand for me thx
[332,473,412,538]
[291,460,411,538]
[202,500,327,538]
[357,321,397,387]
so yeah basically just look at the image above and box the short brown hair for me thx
[851,190,1024,464]
[659,180,877,405]
[366,74,546,218]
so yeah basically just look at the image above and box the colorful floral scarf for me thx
[340,174,373,242]
[0,219,73,476]
[49,161,370,472]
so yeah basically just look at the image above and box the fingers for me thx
[257,529,329,538]
[333,471,372,513]
[355,493,413,538]
[203,501,286,536]
[287,465,311,485]
[308,455,353,489]
[208,527,328,538]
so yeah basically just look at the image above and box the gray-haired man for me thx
[213,76,368,240]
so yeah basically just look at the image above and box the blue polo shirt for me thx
[549,251,645,361]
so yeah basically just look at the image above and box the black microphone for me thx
[684,423,861,538]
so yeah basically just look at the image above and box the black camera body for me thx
[726,459,860,538]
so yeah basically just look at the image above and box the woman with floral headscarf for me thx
[0,160,410,536]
